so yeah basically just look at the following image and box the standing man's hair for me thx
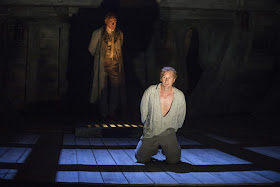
[160,66,177,79]
[105,11,117,19]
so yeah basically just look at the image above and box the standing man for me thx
[88,12,126,121]
[135,67,186,164]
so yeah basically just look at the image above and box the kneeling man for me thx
[135,66,186,164]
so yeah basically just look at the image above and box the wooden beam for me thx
[158,0,280,11]
[0,0,102,7]
[159,9,233,20]
[0,0,279,12]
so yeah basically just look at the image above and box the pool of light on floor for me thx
[58,148,252,165]
[55,170,280,184]
[245,146,280,160]
[0,146,33,180]
[0,169,18,180]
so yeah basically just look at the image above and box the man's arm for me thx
[88,29,100,56]
[140,87,151,124]
[177,92,186,129]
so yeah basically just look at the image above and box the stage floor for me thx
[0,119,280,186]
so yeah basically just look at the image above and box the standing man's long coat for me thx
[88,26,126,105]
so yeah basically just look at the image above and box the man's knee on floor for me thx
[165,148,181,164]
[166,156,180,164]
[135,152,151,163]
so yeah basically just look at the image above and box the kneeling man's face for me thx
[161,71,176,88]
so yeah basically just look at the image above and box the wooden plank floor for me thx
[1,128,280,186]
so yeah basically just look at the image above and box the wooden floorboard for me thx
[99,166,129,184]
[152,151,199,184]
[0,147,28,163]
[77,149,97,165]
[89,137,104,146]
[58,149,77,165]
[245,146,280,160]
[93,149,116,165]
[78,171,103,184]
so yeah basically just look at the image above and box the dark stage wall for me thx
[0,0,279,125]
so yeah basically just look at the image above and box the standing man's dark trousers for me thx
[135,129,181,164]
[99,59,120,118]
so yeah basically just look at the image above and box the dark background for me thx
[0,0,279,131]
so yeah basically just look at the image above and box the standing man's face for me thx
[105,17,117,31]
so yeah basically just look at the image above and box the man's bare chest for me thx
[160,92,174,117]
